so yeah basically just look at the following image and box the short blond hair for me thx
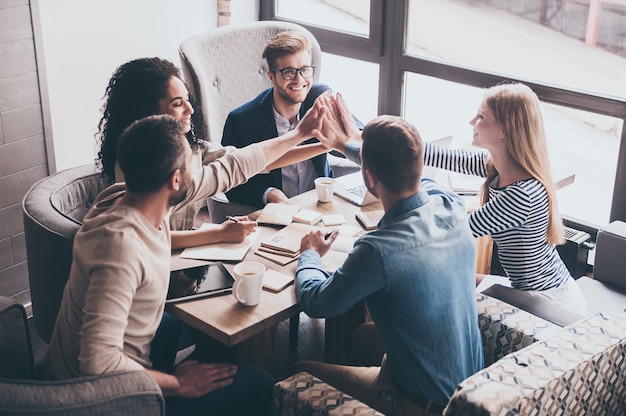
[262,31,311,69]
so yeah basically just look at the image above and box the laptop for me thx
[334,172,378,206]
[333,135,454,206]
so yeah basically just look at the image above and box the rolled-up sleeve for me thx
[344,141,362,166]
[296,241,385,318]
[175,143,267,212]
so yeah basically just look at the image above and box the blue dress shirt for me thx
[296,179,484,404]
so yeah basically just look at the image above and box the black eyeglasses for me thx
[271,65,315,80]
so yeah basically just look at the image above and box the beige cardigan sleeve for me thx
[173,142,266,214]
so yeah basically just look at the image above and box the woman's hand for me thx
[312,93,361,153]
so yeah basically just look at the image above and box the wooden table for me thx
[167,188,494,373]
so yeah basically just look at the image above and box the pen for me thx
[226,216,240,223]
[324,229,338,240]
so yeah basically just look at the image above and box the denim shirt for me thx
[296,179,484,404]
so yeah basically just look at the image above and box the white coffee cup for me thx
[232,261,265,306]
[315,177,335,203]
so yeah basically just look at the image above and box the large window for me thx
[261,0,626,234]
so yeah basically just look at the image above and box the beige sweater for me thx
[115,141,235,231]
[44,144,265,379]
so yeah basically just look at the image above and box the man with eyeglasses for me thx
[222,30,349,208]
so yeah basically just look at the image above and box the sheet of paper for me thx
[180,224,260,261]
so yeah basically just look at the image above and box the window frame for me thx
[260,0,626,237]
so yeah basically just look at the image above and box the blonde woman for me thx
[322,84,587,314]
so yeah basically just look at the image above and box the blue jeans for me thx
[152,312,275,415]
[150,311,184,373]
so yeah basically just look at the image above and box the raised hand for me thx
[311,93,361,153]
[295,92,329,140]
[333,93,362,143]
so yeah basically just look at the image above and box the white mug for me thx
[232,261,265,306]
[315,177,335,203]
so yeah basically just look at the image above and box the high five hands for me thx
[311,92,363,153]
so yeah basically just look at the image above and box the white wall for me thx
[37,0,258,171]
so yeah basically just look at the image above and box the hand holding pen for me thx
[300,228,339,256]
[219,216,257,243]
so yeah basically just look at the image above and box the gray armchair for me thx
[0,295,165,416]
[179,20,322,144]
[22,164,110,343]
[577,220,626,316]
[178,21,360,177]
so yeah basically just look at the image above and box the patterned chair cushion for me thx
[477,293,562,366]
[274,372,383,416]
[445,312,626,416]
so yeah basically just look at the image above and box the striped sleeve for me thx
[469,184,531,237]
[424,142,489,177]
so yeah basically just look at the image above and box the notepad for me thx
[321,214,346,226]
[256,203,300,227]
[259,223,314,255]
[292,208,323,225]
[257,245,301,258]
[254,250,299,266]
[256,223,358,272]
[263,269,294,292]
[355,210,384,230]
[180,224,260,261]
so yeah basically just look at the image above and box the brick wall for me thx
[0,0,51,308]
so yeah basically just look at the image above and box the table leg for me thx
[193,325,279,377]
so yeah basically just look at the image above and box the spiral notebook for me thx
[256,203,300,227]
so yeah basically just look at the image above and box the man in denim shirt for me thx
[288,115,483,415]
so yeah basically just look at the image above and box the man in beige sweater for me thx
[43,111,326,415]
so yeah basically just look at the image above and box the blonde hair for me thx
[480,83,564,245]
[262,31,311,70]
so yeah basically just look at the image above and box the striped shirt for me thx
[425,143,571,291]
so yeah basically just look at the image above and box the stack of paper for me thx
[255,223,313,264]
[254,222,358,272]
[292,208,323,225]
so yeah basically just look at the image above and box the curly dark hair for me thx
[95,57,205,183]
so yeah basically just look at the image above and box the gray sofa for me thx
[274,294,626,415]
[22,164,110,343]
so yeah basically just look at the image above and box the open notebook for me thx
[254,222,357,273]
[180,224,260,261]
